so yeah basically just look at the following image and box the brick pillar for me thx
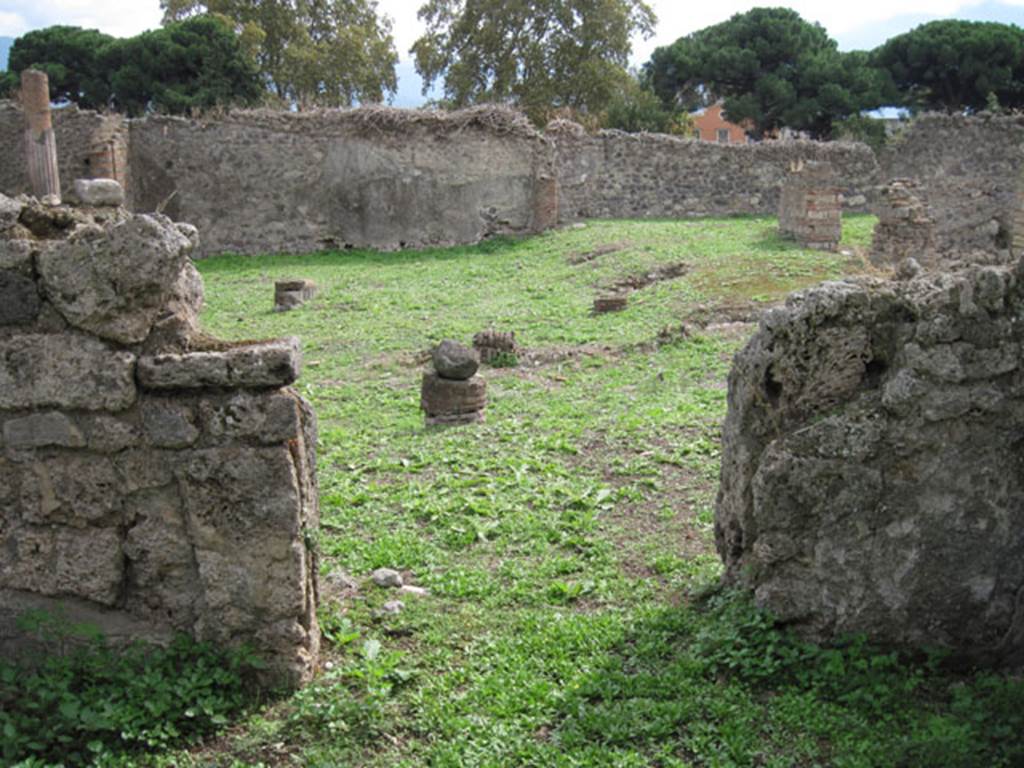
[21,70,61,202]
[533,173,559,233]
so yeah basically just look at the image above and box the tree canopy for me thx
[160,0,398,108]
[645,7,885,139]
[0,17,262,116]
[872,19,1024,113]
[1,26,116,109]
[411,0,656,124]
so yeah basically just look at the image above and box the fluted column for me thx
[21,69,61,202]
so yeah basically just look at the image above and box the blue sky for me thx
[3,1,1024,107]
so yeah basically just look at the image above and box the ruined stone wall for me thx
[0,101,129,200]
[778,161,842,250]
[550,124,879,222]
[877,113,1024,259]
[0,193,319,686]
[127,107,553,256]
[716,265,1024,666]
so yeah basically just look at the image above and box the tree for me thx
[645,7,885,139]
[872,20,1024,113]
[410,0,656,124]
[1,26,116,108]
[105,16,263,116]
[160,0,398,107]
[603,73,690,134]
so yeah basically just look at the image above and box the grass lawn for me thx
[146,215,1022,767]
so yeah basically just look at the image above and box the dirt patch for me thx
[567,240,632,265]
[607,261,690,292]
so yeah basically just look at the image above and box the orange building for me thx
[691,103,749,144]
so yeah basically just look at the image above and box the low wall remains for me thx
[0,192,320,686]
[549,121,878,222]
[877,113,1024,259]
[0,102,885,257]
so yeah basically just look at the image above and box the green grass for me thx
[135,215,1022,767]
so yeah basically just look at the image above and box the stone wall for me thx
[0,192,319,686]
[549,123,879,222]
[0,101,128,201]
[877,113,1024,261]
[127,107,553,256]
[716,265,1024,666]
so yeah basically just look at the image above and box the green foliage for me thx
[603,75,682,134]
[646,8,886,139]
[105,15,263,116]
[161,0,399,108]
[0,627,262,766]
[1,17,261,115]
[832,113,891,152]
[411,0,656,125]
[484,349,519,368]
[2,26,115,108]
[872,19,1024,113]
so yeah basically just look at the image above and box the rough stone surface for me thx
[72,178,125,207]
[138,337,302,390]
[0,333,136,411]
[274,279,317,312]
[877,113,1024,262]
[552,128,878,222]
[37,214,191,344]
[715,265,1024,666]
[0,195,320,688]
[871,179,935,267]
[372,568,404,588]
[432,339,480,380]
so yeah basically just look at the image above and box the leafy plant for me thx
[0,631,262,766]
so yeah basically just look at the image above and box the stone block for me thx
[420,372,487,417]
[37,214,191,344]
[198,391,302,444]
[0,240,33,271]
[274,280,317,312]
[20,455,122,528]
[0,334,136,412]
[137,337,302,390]
[55,527,123,605]
[0,270,41,325]
[72,178,125,207]
[141,398,200,448]
[3,412,85,450]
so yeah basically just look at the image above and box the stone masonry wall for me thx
[127,107,553,256]
[716,265,1024,666]
[0,101,129,201]
[0,192,319,686]
[549,124,879,222]
[877,113,1024,260]
[778,161,842,250]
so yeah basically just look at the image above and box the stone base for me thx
[275,280,317,312]
[425,410,485,426]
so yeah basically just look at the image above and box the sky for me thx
[3,0,1024,106]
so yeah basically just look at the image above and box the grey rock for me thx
[0,193,21,230]
[371,568,403,588]
[141,398,200,448]
[73,178,125,207]
[715,266,1024,666]
[138,337,302,390]
[83,415,140,453]
[324,570,359,593]
[37,214,192,344]
[381,600,404,615]
[0,334,136,412]
[0,240,33,271]
[432,340,479,380]
[175,222,201,253]
[0,270,41,325]
[3,412,85,450]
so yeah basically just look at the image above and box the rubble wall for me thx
[549,124,879,221]
[877,113,1024,259]
[716,265,1024,666]
[0,193,319,686]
